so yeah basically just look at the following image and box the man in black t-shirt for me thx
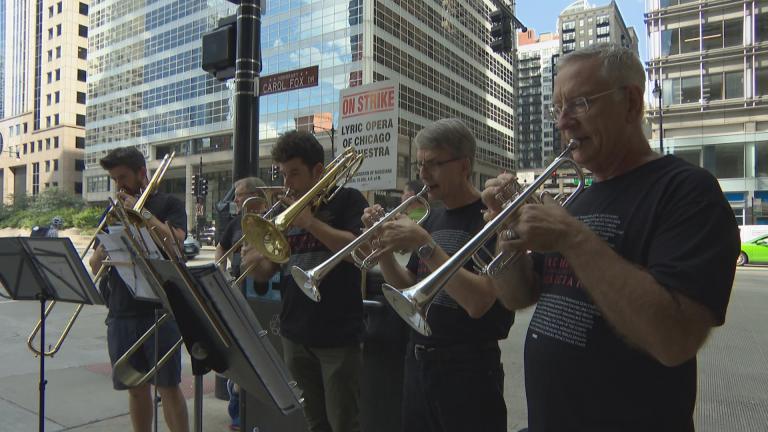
[483,44,740,431]
[214,176,268,277]
[88,147,189,432]
[242,130,368,432]
[365,118,513,432]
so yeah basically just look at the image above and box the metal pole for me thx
[38,297,46,432]
[330,125,336,159]
[232,0,261,182]
[657,81,664,155]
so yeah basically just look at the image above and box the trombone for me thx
[238,147,364,265]
[290,185,430,302]
[26,152,175,357]
[381,140,586,336]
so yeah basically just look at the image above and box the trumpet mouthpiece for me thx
[567,138,581,149]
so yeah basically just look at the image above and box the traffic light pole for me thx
[232,0,262,182]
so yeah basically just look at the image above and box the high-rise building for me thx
[517,31,559,169]
[0,0,5,120]
[0,0,89,203]
[84,0,517,228]
[646,0,768,225]
[558,0,638,55]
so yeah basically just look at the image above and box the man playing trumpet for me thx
[88,147,189,432]
[364,118,512,432]
[483,44,739,431]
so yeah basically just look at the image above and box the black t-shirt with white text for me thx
[406,199,513,346]
[525,155,739,431]
[102,192,187,318]
[279,187,368,348]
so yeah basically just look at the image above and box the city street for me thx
[0,246,765,431]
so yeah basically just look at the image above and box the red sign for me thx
[259,66,319,96]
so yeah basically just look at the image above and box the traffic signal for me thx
[270,165,280,181]
[490,10,513,53]
[199,177,209,197]
[190,174,198,196]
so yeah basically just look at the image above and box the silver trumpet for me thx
[290,185,430,302]
[381,140,586,336]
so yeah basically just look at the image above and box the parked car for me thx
[198,226,216,246]
[737,233,768,266]
[184,235,201,260]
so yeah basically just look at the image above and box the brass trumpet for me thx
[26,152,175,357]
[240,147,364,264]
[290,185,430,302]
[381,140,586,336]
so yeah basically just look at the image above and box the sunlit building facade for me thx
[646,0,768,224]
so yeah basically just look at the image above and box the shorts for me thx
[107,315,183,390]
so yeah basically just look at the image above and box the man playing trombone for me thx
[364,118,512,432]
[482,45,740,431]
[88,147,190,432]
[242,130,368,432]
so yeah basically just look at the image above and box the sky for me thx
[516,0,648,63]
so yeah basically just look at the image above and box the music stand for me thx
[147,259,304,415]
[0,237,103,432]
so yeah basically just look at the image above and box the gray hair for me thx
[558,44,646,94]
[415,118,476,170]
[234,177,266,196]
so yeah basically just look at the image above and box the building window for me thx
[75,159,85,171]
[75,182,83,194]
[55,46,61,58]
[77,69,86,82]
[32,163,40,195]
[23,123,27,133]
[758,12,768,42]
[23,143,27,154]
[55,69,60,81]
[703,143,744,179]
[76,92,86,104]
[76,114,86,126]
[725,71,744,99]
[48,28,53,40]
[76,137,85,149]
[79,2,88,15]
[56,24,61,36]
[31,142,35,153]
[54,114,60,125]
[756,142,768,177]
[723,18,743,48]
[46,138,50,150]
[47,50,52,62]
[54,159,59,171]
[55,91,60,103]
[57,2,62,13]
[675,148,701,167]
[78,25,87,38]
[45,161,50,172]
[46,117,51,128]
[38,140,42,151]
[54,137,59,148]
[47,72,52,83]
[77,47,87,60]
[757,68,768,97]
[46,94,51,105]
[703,73,723,101]
[680,76,700,103]
[48,5,53,17]
[87,175,111,193]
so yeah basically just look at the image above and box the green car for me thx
[737,233,768,266]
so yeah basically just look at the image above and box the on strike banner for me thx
[338,81,398,191]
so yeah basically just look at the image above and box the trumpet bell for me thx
[289,266,321,302]
[241,213,291,263]
[381,283,431,336]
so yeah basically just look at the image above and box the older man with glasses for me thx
[483,44,739,431]
[363,118,514,432]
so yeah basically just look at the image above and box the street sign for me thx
[259,66,319,96]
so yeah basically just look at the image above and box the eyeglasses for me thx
[548,88,619,121]
[416,157,464,171]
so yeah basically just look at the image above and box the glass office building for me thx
[85,0,517,226]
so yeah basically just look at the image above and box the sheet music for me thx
[97,225,162,302]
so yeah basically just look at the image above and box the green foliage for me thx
[0,189,103,230]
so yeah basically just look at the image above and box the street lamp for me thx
[312,124,336,159]
[652,79,664,155]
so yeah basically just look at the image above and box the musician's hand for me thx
[482,173,518,222]
[361,205,385,229]
[378,215,430,252]
[241,245,268,279]
[117,190,138,209]
[88,245,107,275]
[282,196,316,231]
[505,194,585,253]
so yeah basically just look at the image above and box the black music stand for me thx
[0,237,103,432]
[147,259,303,417]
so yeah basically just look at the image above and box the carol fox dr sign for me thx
[338,81,398,191]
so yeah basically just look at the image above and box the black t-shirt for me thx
[279,187,368,347]
[102,192,187,318]
[524,156,740,431]
[406,198,513,346]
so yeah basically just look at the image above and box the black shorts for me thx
[107,315,183,390]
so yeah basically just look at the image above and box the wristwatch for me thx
[416,239,437,260]
[140,209,153,222]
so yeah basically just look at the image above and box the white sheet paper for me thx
[97,225,163,302]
